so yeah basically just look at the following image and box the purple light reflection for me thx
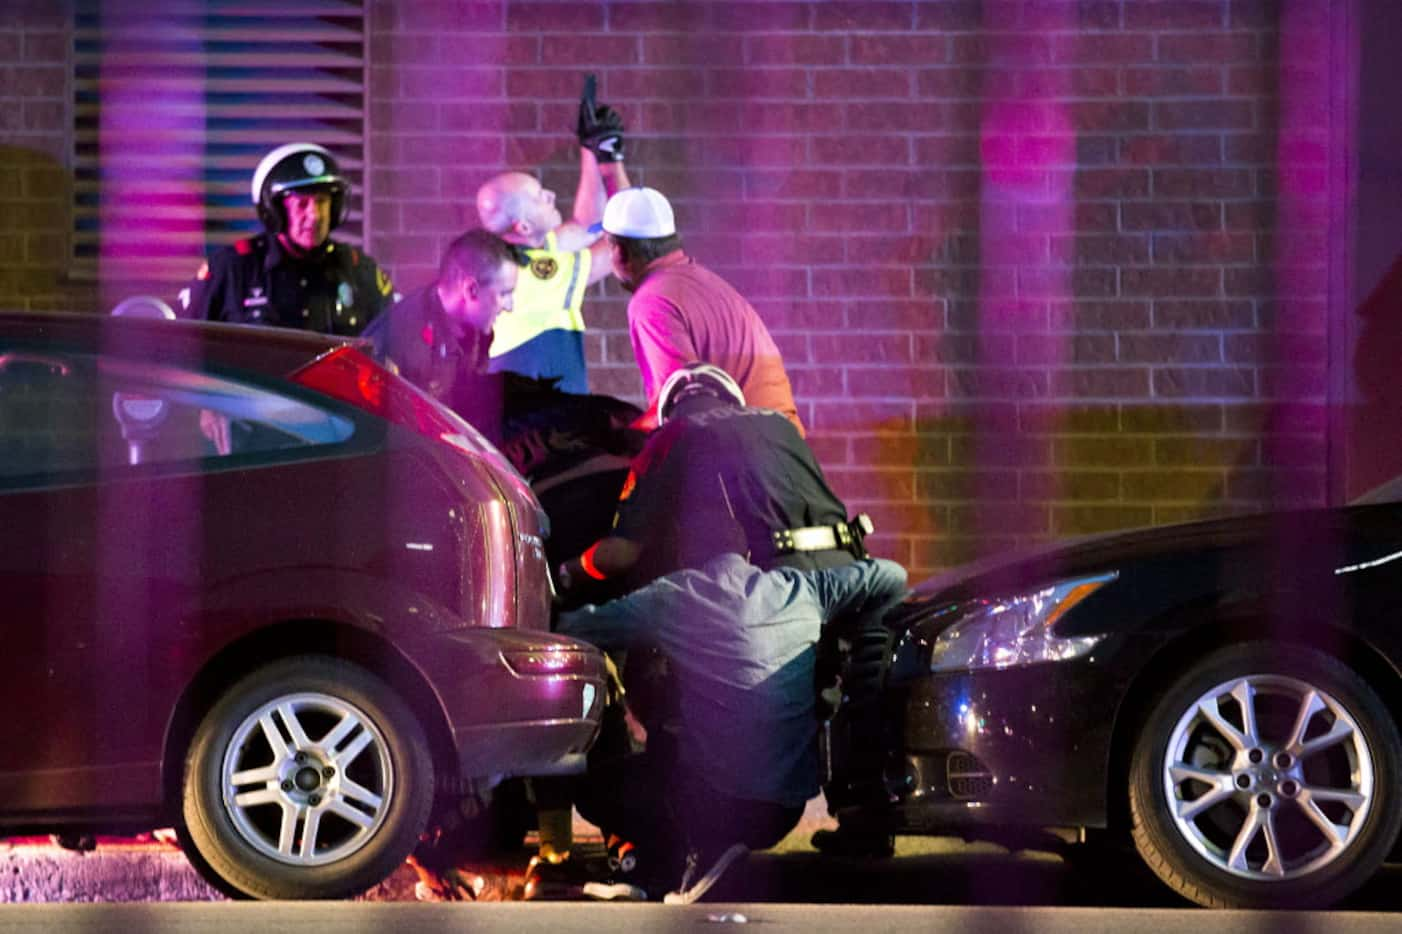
[96,10,205,303]
[972,2,1076,559]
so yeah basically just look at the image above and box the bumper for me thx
[453,720,595,778]
[406,628,608,781]
[878,655,1123,833]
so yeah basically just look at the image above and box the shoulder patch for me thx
[376,266,393,297]
[233,237,256,255]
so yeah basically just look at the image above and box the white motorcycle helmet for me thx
[656,363,745,425]
[251,142,349,234]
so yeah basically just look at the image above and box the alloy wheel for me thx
[220,691,394,866]
[1161,673,1374,881]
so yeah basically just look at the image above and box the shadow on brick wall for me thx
[897,400,1304,581]
[0,145,96,314]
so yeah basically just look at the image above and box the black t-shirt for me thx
[497,377,647,571]
[614,396,852,585]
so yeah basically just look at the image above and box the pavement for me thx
[0,798,841,903]
[5,902,1402,934]
[7,799,1402,912]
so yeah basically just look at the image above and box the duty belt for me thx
[770,514,875,558]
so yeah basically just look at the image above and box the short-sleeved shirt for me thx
[361,285,503,442]
[179,233,393,337]
[627,252,803,434]
[488,231,591,393]
[557,553,909,807]
[613,395,850,585]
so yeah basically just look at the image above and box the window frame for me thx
[0,342,385,493]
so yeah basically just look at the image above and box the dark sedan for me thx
[0,312,606,899]
[827,496,1402,908]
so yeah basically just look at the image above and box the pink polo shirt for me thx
[627,251,803,435]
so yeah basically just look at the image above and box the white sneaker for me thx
[582,880,649,901]
[662,844,748,905]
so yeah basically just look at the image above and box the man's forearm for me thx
[556,602,637,651]
[558,536,640,590]
[572,147,607,227]
[557,565,672,650]
[600,159,631,197]
[571,149,632,229]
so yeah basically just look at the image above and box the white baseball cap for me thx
[593,187,676,238]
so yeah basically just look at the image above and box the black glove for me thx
[576,73,625,162]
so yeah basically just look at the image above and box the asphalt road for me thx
[4,800,1402,931]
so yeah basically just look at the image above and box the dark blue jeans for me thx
[573,726,802,892]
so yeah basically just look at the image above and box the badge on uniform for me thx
[530,257,558,280]
[337,282,354,310]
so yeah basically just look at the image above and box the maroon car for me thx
[0,312,606,899]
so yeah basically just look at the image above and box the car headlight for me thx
[927,572,1117,672]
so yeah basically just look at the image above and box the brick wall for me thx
[367,0,1337,576]
[0,1,1343,579]
[0,1,95,313]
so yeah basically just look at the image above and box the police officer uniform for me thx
[612,392,861,587]
[360,284,503,443]
[179,142,394,337]
[182,233,393,336]
[549,363,882,885]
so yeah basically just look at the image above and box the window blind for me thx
[72,0,368,292]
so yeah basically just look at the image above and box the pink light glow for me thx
[96,10,206,302]
[1268,0,1334,508]
[971,1,1076,556]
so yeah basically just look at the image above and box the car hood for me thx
[899,504,1393,615]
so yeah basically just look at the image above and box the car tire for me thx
[1129,642,1402,909]
[173,820,250,900]
[181,656,434,900]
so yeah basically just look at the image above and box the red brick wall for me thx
[0,2,1344,579]
[367,0,1338,576]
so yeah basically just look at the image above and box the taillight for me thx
[289,345,525,485]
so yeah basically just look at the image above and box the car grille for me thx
[946,751,994,800]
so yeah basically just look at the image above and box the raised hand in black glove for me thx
[576,73,625,162]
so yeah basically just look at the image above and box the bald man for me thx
[475,76,632,394]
